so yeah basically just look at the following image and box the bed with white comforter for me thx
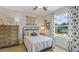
[24,35,54,52]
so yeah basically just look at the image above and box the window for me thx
[54,13,68,35]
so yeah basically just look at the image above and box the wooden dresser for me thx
[0,25,19,48]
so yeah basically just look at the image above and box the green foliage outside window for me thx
[55,22,68,35]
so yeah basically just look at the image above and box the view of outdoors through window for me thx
[54,13,68,35]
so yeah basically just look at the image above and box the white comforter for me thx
[24,35,54,52]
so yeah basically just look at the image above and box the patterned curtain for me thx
[50,16,54,38]
[68,6,79,52]
[50,15,55,49]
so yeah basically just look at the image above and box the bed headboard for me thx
[23,25,39,38]
[23,24,38,31]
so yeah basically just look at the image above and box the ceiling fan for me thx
[33,6,47,11]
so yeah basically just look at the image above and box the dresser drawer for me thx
[0,26,4,30]
[10,26,18,29]
[0,43,6,48]
[0,38,10,42]
[8,40,19,46]
[0,42,10,48]
[4,26,10,29]
[0,32,5,35]
[10,37,18,40]
[9,30,18,34]
[0,39,6,43]
[10,34,18,36]
[0,34,10,38]
[0,29,4,31]
[4,30,10,33]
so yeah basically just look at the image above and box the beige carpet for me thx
[0,44,68,52]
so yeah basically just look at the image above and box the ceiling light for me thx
[33,6,47,11]
[38,6,42,9]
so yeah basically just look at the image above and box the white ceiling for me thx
[0,6,65,17]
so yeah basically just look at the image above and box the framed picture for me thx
[44,20,50,29]
[47,22,50,29]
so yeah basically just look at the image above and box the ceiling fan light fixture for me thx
[38,6,42,9]
[33,6,47,11]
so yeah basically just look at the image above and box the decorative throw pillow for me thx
[24,32,31,36]
[31,32,37,36]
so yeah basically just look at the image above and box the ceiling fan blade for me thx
[43,7,47,11]
[33,6,38,10]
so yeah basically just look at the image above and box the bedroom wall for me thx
[17,17,27,43]
[36,15,53,37]
[42,15,53,37]
[36,17,44,26]
[26,16,37,25]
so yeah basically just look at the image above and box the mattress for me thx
[24,35,54,52]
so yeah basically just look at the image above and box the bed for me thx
[24,35,53,52]
[23,25,54,52]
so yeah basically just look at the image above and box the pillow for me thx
[31,32,37,36]
[24,32,31,36]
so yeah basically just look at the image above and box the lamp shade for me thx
[40,27,44,29]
